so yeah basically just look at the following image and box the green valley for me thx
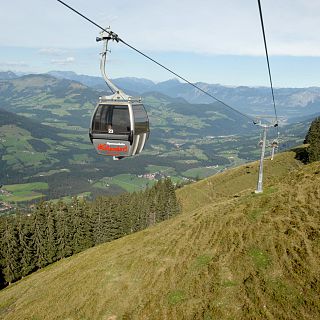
[0,74,311,209]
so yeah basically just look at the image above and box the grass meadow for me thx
[0,149,319,319]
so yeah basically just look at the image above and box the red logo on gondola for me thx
[97,143,128,153]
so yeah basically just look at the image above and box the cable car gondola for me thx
[89,29,150,160]
[271,139,278,148]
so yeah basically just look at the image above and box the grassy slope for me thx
[0,149,320,319]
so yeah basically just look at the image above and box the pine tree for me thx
[305,117,320,162]
[16,215,35,277]
[0,217,6,288]
[118,193,133,236]
[163,178,180,218]
[2,218,20,284]
[44,203,57,264]
[105,196,124,240]
[146,187,157,226]
[91,197,110,245]
[154,180,167,222]
[55,201,73,259]
[32,202,48,268]
[131,191,147,231]
[70,198,93,254]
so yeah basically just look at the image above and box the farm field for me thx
[0,182,48,202]
[93,174,157,193]
[182,166,221,179]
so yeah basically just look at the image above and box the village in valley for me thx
[0,186,13,213]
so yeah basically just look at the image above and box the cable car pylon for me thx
[254,117,275,194]
[270,131,280,161]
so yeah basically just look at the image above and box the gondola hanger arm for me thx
[97,29,128,99]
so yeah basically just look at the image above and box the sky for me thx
[1,0,320,87]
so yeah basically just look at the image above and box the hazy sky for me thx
[1,0,320,87]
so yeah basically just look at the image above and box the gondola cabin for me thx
[89,94,149,159]
[271,140,278,148]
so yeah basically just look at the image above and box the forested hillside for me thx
[305,117,320,162]
[0,179,180,288]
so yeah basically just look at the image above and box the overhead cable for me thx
[257,0,279,126]
[57,0,256,124]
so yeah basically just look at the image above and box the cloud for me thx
[51,57,75,66]
[1,0,320,57]
[0,61,28,68]
[39,48,66,56]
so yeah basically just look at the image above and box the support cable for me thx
[57,0,256,124]
[257,0,279,127]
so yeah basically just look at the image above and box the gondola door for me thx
[91,103,133,157]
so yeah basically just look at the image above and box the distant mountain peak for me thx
[157,78,181,85]
[48,70,78,78]
[0,71,18,80]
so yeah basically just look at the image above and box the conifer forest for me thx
[305,117,320,162]
[0,178,180,289]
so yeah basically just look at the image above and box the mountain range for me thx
[47,70,320,119]
[0,71,313,204]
